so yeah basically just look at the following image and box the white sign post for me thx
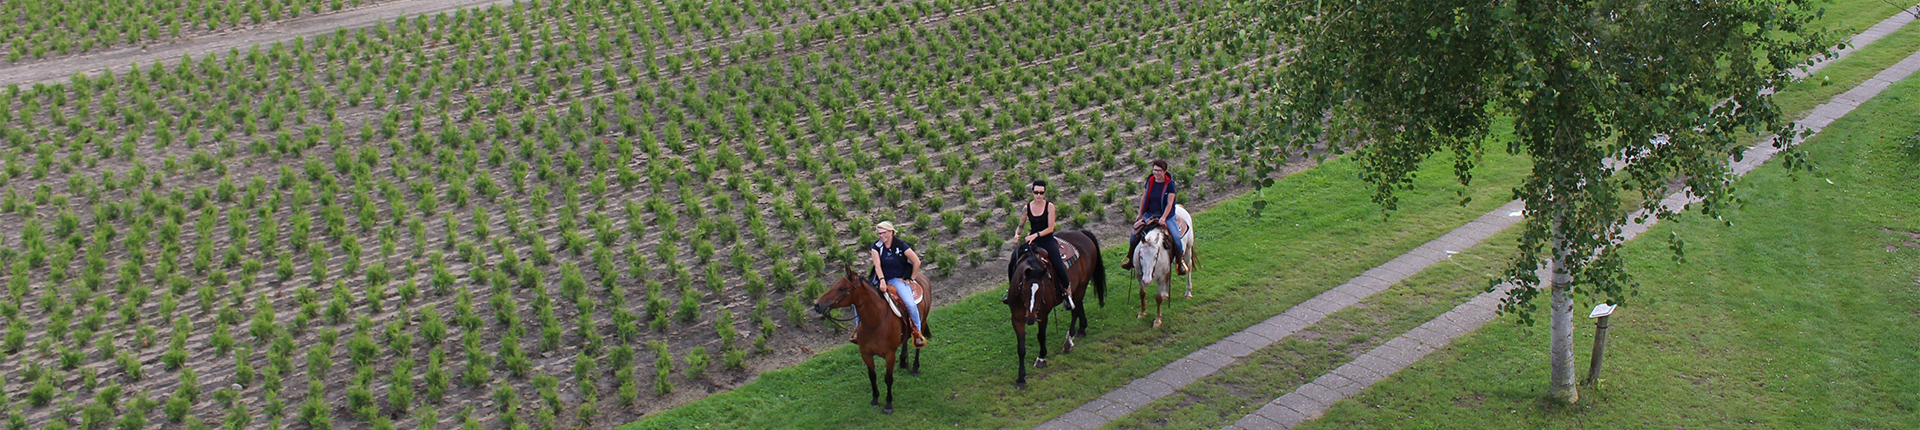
[1585,303,1616,387]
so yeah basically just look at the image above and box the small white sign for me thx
[1589,303,1616,318]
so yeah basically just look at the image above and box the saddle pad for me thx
[1057,241,1079,268]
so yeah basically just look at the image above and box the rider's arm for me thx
[905,249,922,279]
[1161,193,1176,224]
[870,247,886,284]
[1041,203,1058,236]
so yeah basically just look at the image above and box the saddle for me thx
[1038,241,1080,268]
[879,280,927,322]
[1132,224,1177,251]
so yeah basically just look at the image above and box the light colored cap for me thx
[875,221,897,233]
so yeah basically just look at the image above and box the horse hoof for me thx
[1034,358,1048,369]
[1137,312,1147,319]
[1153,318,1163,329]
[1184,292,1193,299]
[1015,380,1027,389]
[1063,342,1075,354]
[871,399,880,406]
[883,407,894,414]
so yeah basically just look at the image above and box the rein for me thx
[819,274,882,328]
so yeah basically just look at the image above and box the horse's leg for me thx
[1175,255,1190,299]
[1013,326,1028,389]
[911,313,925,375]
[864,354,880,406]
[1154,280,1167,329]
[1073,295,1089,338]
[882,353,897,414]
[1074,288,1089,338]
[1137,282,1148,319]
[1034,314,1050,369]
[1063,307,1078,354]
[1185,267,1195,299]
[898,334,918,377]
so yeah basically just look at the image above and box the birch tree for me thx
[1225,0,1835,402]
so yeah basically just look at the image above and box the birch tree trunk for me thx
[1547,223,1579,403]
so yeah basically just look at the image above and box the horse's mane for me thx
[1005,243,1047,297]
[1005,244,1024,284]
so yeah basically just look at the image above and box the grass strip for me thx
[1301,59,1920,430]
[1099,7,1920,428]
[1107,229,1520,430]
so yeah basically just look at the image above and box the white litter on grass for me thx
[1508,211,1524,217]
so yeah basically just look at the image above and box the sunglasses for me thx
[1032,190,1046,194]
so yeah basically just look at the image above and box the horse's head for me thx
[1135,228,1168,278]
[1005,245,1056,326]
[813,265,873,316]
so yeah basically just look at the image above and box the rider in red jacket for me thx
[1123,160,1184,270]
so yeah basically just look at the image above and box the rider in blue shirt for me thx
[868,221,926,348]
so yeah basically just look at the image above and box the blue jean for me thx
[857,279,924,333]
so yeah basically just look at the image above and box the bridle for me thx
[818,271,880,327]
[1010,250,1056,316]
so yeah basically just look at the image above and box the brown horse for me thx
[1004,230,1106,389]
[812,266,932,414]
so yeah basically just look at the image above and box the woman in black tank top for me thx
[1022,180,1073,301]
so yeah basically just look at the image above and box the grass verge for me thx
[1101,10,1920,428]
[1108,229,1520,430]
[1780,5,1920,115]
[1300,60,1920,430]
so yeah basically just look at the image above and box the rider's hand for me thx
[1024,234,1036,243]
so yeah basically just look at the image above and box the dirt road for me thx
[0,0,519,87]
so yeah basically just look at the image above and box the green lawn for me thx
[1302,62,1920,430]
[628,2,1919,429]
[1780,10,1920,115]
[1097,8,1920,430]
[625,125,1535,429]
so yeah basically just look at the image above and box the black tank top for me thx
[1027,202,1051,236]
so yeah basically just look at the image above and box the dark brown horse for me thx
[1004,230,1106,388]
[812,266,932,413]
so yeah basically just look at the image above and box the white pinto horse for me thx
[1133,205,1195,328]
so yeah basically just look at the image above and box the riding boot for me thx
[1121,240,1138,270]
[909,325,927,349]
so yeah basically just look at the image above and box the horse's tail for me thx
[1086,231,1107,307]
